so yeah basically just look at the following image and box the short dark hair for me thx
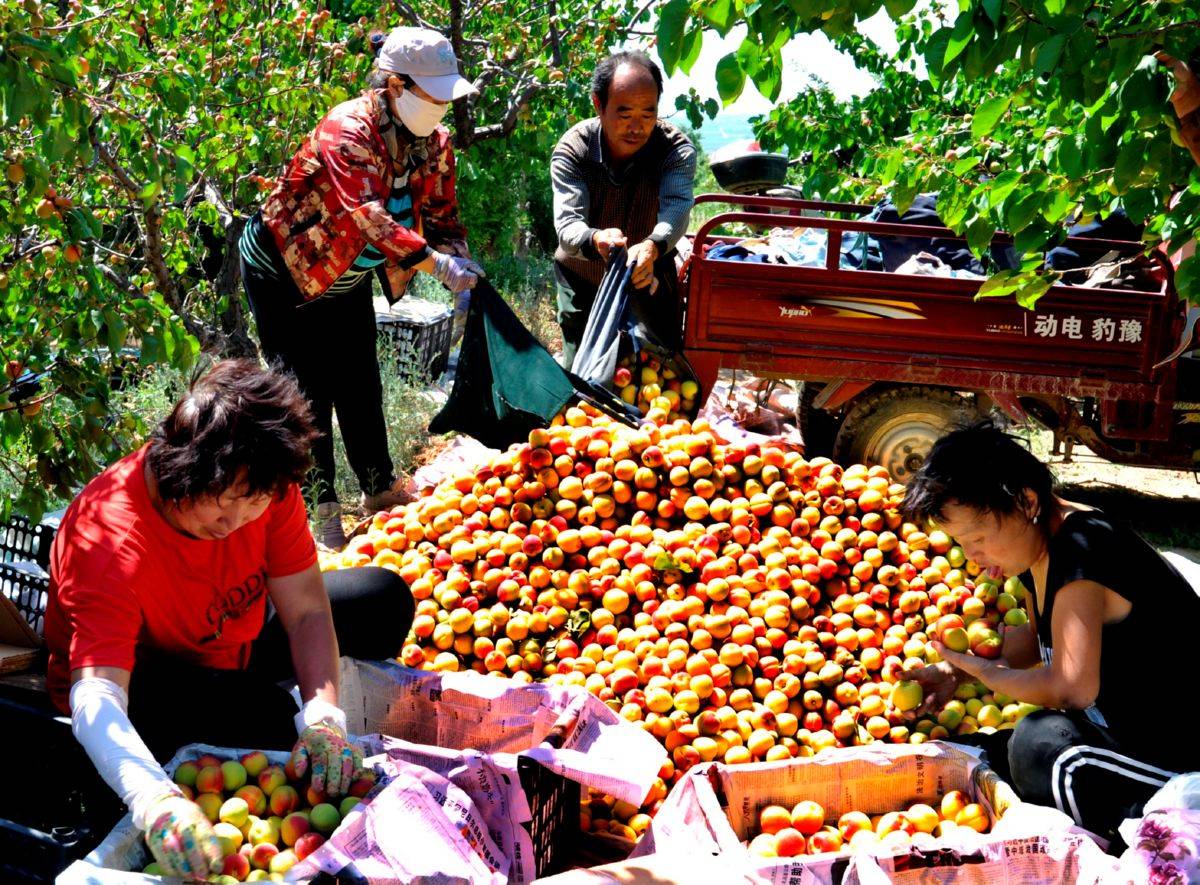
[368,67,415,91]
[147,360,318,503]
[901,420,1055,527]
[591,50,663,108]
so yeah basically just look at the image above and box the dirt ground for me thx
[1027,430,1200,556]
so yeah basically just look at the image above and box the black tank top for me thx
[1028,509,1199,769]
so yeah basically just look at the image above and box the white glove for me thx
[430,253,484,294]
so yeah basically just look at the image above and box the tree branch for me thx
[448,0,475,148]
[88,124,211,345]
[1106,19,1200,42]
[619,0,657,38]
[390,0,441,32]
[95,261,140,294]
[471,80,547,143]
[42,1,133,32]
[547,0,562,67]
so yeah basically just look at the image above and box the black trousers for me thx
[127,567,414,762]
[960,709,1179,844]
[242,246,394,505]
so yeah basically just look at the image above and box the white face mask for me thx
[392,88,449,137]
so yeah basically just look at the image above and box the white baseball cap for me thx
[377,26,477,101]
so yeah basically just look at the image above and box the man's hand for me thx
[291,721,363,798]
[592,228,627,261]
[626,240,659,290]
[143,794,223,879]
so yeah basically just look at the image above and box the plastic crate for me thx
[376,299,454,381]
[0,696,123,882]
[1,560,50,635]
[0,819,89,883]
[518,754,581,878]
[0,513,56,569]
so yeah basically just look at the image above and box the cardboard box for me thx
[534,850,767,884]
[635,742,1116,884]
[0,566,42,674]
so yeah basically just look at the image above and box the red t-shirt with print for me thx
[44,444,317,713]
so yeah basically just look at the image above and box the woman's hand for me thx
[291,721,364,798]
[904,657,967,718]
[930,640,992,679]
[427,252,483,293]
[143,794,223,879]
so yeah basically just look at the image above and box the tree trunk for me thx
[213,215,259,359]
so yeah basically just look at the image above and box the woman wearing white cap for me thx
[240,26,483,548]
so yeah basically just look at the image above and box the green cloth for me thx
[430,281,577,449]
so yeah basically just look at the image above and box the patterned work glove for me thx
[291,721,364,798]
[430,252,484,294]
[142,794,223,879]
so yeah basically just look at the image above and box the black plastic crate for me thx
[0,696,124,882]
[1,560,50,635]
[518,754,581,878]
[376,301,454,382]
[0,514,55,570]
[0,818,89,883]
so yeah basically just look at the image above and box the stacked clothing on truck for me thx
[1045,207,1159,290]
[704,201,984,279]
[875,197,1159,290]
[705,225,886,272]
[867,193,1018,276]
[706,192,1159,291]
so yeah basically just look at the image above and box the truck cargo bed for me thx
[681,195,1181,405]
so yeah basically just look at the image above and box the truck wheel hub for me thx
[870,420,939,481]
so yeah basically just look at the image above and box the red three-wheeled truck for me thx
[678,193,1199,481]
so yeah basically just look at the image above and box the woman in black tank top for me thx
[901,421,1197,845]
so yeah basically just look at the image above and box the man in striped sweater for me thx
[551,51,698,368]
[240,27,483,548]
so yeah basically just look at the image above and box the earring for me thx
[1032,515,1039,525]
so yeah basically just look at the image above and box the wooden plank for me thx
[0,644,38,674]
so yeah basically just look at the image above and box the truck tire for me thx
[797,382,840,457]
[833,387,976,482]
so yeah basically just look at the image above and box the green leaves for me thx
[701,0,737,34]
[715,52,746,103]
[884,0,918,18]
[942,14,975,70]
[652,551,692,574]
[1032,34,1065,77]
[656,0,691,74]
[678,27,704,74]
[971,95,1011,139]
[1176,255,1199,306]
[974,270,1021,300]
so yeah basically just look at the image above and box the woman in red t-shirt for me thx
[46,360,413,878]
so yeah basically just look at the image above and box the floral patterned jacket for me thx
[260,90,468,301]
